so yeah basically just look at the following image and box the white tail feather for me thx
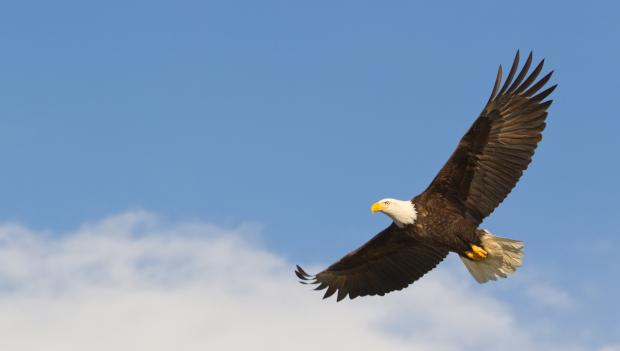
[460,229,523,283]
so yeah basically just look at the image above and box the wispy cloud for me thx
[0,211,605,351]
[525,283,574,309]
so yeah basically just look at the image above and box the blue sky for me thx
[1,1,619,349]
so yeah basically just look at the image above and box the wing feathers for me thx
[507,51,533,93]
[419,51,555,222]
[497,50,520,96]
[531,84,557,102]
[295,225,447,301]
[487,65,503,104]
[523,71,553,97]
[323,284,337,299]
[513,59,545,95]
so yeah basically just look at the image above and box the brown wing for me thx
[417,51,556,223]
[295,224,448,301]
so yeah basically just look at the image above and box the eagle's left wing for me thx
[417,51,556,223]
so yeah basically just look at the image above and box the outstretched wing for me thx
[417,51,556,223]
[295,224,448,301]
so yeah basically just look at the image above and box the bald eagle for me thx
[296,51,556,301]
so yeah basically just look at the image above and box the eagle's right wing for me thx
[296,223,448,301]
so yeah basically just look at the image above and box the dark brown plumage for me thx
[296,51,555,301]
[419,51,556,224]
[296,224,447,300]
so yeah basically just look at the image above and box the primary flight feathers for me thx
[296,51,556,301]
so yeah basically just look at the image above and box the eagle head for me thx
[371,198,417,227]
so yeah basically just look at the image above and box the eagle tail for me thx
[460,229,523,283]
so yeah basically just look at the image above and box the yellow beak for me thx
[371,201,386,213]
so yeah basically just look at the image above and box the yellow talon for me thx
[465,244,488,261]
[472,244,487,258]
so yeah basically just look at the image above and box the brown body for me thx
[409,198,479,255]
[296,51,555,301]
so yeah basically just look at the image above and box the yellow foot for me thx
[465,244,488,261]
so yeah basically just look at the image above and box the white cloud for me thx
[0,211,602,351]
